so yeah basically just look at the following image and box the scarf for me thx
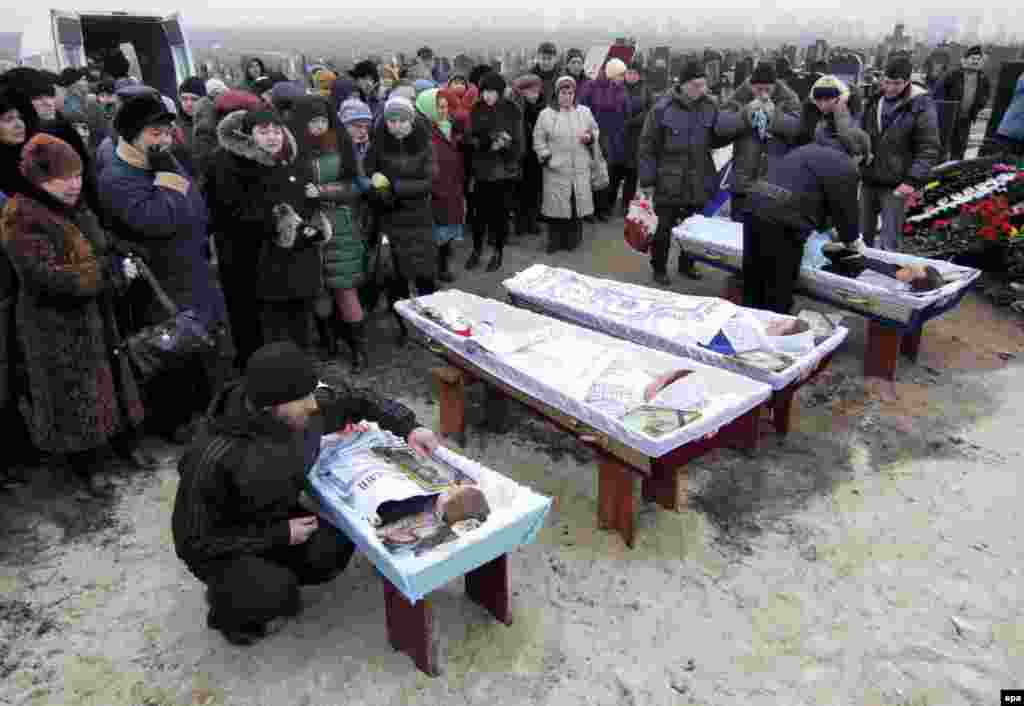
[415,89,451,140]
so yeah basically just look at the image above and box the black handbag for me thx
[119,260,216,382]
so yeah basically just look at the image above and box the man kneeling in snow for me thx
[172,342,438,645]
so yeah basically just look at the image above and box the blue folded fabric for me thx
[700,330,737,356]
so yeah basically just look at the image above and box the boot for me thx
[315,314,338,357]
[546,226,562,254]
[465,247,483,270]
[486,249,503,272]
[392,310,408,346]
[348,320,370,374]
[567,220,583,251]
[438,243,455,283]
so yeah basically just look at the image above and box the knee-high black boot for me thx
[337,320,369,374]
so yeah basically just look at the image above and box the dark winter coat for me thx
[624,80,653,167]
[638,88,740,209]
[934,69,992,124]
[172,379,418,579]
[193,91,267,193]
[0,186,144,453]
[579,78,632,167]
[99,141,227,327]
[528,64,562,108]
[749,143,862,243]
[860,83,941,188]
[797,89,864,147]
[364,119,437,281]
[516,96,545,198]
[719,79,802,194]
[428,120,465,226]
[467,99,524,183]
[204,110,332,302]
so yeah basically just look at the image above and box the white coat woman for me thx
[533,76,599,253]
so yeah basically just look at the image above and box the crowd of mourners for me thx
[0,42,964,491]
[2,36,1018,646]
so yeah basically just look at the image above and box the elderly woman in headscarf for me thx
[511,73,545,236]
[416,87,464,283]
[534,75,599,253]
[291,95,370,372]
[363,95,437,342]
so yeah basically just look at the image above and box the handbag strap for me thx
[135,259,180,318]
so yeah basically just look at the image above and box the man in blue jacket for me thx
[99,93,230,443]
[741,127,872,314]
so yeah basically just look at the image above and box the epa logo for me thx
[1003,690,1024,704]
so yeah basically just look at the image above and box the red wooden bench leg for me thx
[432,366,467,448]
[865,320,901,380]
[900,325,923,362]
[465,554,512,626]
[642,461,681,512]
[771,389,797,437]
[597,454,637,548]
[382,576,439,677]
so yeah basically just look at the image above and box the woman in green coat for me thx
[291,96,370,372]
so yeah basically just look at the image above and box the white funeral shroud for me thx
[395,291,773,459]
[503,265,849,391]
[308,422,552,604]
[672,215,981,326]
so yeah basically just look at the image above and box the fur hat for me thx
[479,72,507,95]
[679,60,706,85]
[57,68,88,88]
[178,76,207,98]
[538,41,558,57]
[884,56,913,81]
[468,64,493,88]
[214,89,265,118]
[339,97,373,125]
[114,93,175,142]
[349,60,379,83]
[2,68,56,100]
[565,48,585,63]
[604,58,627,80]
[750,62,777,85]
[244,342,318,408]
[19,134,83,185]
[965,45,984,59]
[382,95,415,122]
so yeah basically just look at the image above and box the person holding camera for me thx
[99,93,231,444]
[205,106,333,366]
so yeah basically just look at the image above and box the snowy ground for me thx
[2,216,1022,706]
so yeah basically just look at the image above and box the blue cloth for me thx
[700,330,737,356]
[98,150,227,327]
[997,75,1024,142]
[433,223,464,246]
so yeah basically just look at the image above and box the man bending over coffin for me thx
[741,123,872,314]
[172,342,439,645]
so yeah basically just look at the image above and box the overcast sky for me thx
[10,3,1020,52]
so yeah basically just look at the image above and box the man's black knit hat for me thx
[245,342,318,408]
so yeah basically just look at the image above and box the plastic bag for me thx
[802,230,834,270]
[624,196,659,254]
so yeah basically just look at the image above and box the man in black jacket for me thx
[172,342,439,646]
[859,56,940,250]
[935,45,991,161]
[741,127,872,314]
[528,42,561,108]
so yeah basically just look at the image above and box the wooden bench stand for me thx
[381,554,512,677]
[430,362,761,548]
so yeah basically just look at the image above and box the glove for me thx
[122,257,140,281]
[300,223,328,246]
[354,176,372,194]
[371,172,391,190]
[147,146,177,174]
[848,237,866,254]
